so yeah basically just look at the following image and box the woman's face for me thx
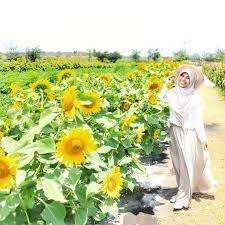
[178,72,190,88]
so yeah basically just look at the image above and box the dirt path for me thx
[157,84,225,225]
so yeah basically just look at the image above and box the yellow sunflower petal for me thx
[79,91,103,115]
[122,115,137,129]
[61,86,79,118]
[0,155,18,190]
[101,166,123,199]
[29,79,53,92]
[58,69,75,82]
[56,127,97,167]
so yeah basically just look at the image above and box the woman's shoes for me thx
[170,194,177,203]
[173,201,190,210]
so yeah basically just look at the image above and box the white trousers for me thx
[169,123,218,207]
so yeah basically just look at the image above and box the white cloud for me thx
[0,0,225,56]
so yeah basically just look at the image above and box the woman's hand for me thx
[166,75,175,84]
[202,142,208,150]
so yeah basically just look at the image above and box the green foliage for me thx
[173,49,191,61]
[202,52,216,62]
[203,62,225,91]
[0,57,112,72]
[147,48,161,61]
[5,43,21,61]
[25,47,42,62]
[130,49,141,61]
[93,51,122,63]
[0,60,176,224]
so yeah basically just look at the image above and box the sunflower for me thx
[56,127,97,166]
[138,63,146,71]
[147,93,157,105]
[122,114,137,129]
[151,72,159,78]
[147,80,163,92]
[164,70,171,77]
[58,69,75,82]
[44,89,55,101]
[120,99,132,111]
[9,84,24,97]
[10,101,22,109]
[153,129,161,140]
[0,131,3,143]
[167,81,175,90]
[99,74,111,84]
[136,125,145,143]
[101,166,123,199]
[127,71,134,79]
[29,79,53,92]
[78,91,103,115]
[153,62,159,68]
[0,148,5,156]
[61,86,79,118]
[0,155,18,190]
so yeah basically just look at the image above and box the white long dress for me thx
[158,84,218,207]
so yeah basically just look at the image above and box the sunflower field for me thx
[0,59,182,225]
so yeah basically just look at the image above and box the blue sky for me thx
[0,0,225,56]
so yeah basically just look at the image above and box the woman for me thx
[158,65,218,210]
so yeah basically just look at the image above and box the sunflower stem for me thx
[19,193,31,225]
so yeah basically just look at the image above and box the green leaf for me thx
[121,138,132,148]
[144,114,159,125]
[19,153,34,168]
[95,116,117,129]
[16,170,27,187]
[132,161,146,174]
[17,138,55,155]
[86,182,101,197]
[74,207,88,225]
[76,186,87,204]
[108,154,114,168]
[142,139,154,155]
[38,177,66,203]
[0,193,20,221]
[1,134,32,154]
[118,156,132,165]
[97,145,114,154]
[86,151,108,169]
[59,168,82,190]
[124,176,136,192]
[39,110,58,128]
[100,200,118,218]
[41,201,66,225]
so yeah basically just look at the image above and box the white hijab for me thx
[167,68,197,124]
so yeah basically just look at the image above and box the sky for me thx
[0,0,225,56]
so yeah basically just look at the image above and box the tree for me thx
[147,48,161,61]
[6,42,20,61]
[131,49,140,61]
[173,49,191,61]
[25,47,41,62]
[93,51,122,63]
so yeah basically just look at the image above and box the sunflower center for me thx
[83,101,95,109]
[149,83,159,89]
[36,84,48,91]
[0,160,10,178]
[107,178,116,191]
[69,139,84,154]
[64,100,74,111]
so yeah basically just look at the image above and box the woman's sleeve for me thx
[193,97,207,144]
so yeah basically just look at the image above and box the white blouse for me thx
[158,83,207,144]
